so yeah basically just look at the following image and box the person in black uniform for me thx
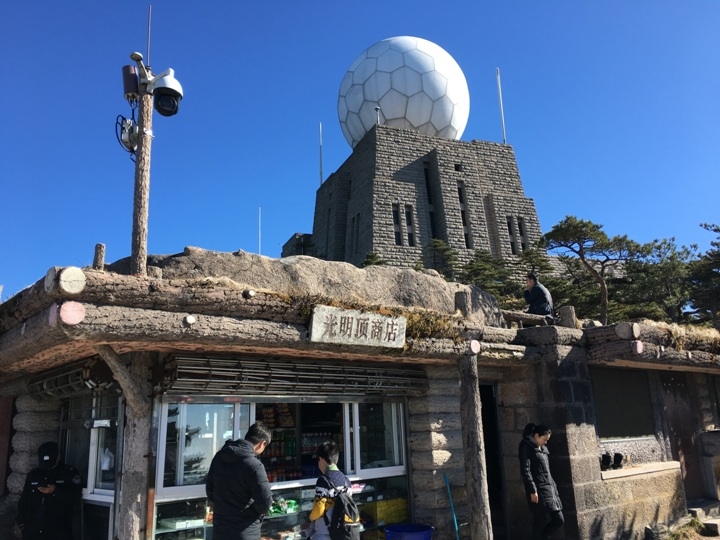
[16,441,82,540]
[206,421,273,540]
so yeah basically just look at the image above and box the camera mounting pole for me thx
[129,51,154,276]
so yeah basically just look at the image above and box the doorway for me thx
[480,384,507,539]
[660,372,705,500]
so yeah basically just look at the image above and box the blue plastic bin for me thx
[384,524,435,540]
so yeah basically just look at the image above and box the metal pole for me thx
[496,68,507,144]
[130,84,153,276]
[258,206,262,255]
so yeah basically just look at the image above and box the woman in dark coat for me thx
[519,424,564,540]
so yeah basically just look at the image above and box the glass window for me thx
[95,425,117,490]
[82,502,112,540]
[358,403,403,469]
[163,402,240,487]
[65,427,90,490]
[94,394,119,491]
[591,366,655,439]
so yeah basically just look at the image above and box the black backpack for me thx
[323,474,361,540]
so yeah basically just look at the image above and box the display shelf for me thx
[154,499,209,540]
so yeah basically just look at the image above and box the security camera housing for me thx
[150,69,183,117]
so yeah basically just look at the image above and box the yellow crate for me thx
[361,498,409,527]
[361,530,386,540]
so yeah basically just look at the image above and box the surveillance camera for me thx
[150,69,183,117]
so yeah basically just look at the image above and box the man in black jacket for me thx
[524,273,554,318]
[206,421,274,540]
[16,441,82,540]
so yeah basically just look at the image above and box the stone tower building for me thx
[283,124,543,270]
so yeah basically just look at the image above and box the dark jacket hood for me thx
[218,439,256,463]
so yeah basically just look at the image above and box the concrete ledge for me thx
[601,460,680,480]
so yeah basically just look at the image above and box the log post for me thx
[93,243,106,270]
[458,340,493,540]
[557,305,579,329]
[94,345,150,417]
[114,351,153,540]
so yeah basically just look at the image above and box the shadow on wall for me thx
[586,492,683,540]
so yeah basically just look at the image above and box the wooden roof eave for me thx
[0,301,537,378]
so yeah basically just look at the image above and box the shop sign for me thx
[310,305,406,349]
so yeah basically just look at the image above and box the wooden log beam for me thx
[0,303,541,373]
[588,340,720,372]
[458,351,493,539]
[94,345,150,417]
[501,310,549,328]
[0,301,86,368]
[0,267,88,333]
[584,322,640,345]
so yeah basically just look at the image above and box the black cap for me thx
[37,441,59,470]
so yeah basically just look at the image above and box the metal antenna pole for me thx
[319,122,323,186]
[146,5,152,67]
[496,68,507,144]
[258,206,262,255]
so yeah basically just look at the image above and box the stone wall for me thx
[574,465,686,540]
[0,395,61,540]
[408,365,467,539]
[311,124,544,270]
[512,326,690,540]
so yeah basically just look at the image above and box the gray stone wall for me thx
[309,125,544,271]
[408,365,467,539]
[0,395,61,540]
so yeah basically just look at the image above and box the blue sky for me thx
[1,1,718,299]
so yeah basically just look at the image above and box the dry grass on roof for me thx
[639,319,720,352]
[171,277,465,341]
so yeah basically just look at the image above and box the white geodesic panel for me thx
[377,49,405,73]
[422,71,449,102]
[406,92,434,127]
[338,36,470,147]
[366,40,392,58]
[353,58,378,85]
[388,36,417,53]
[345,84,365,114]
[404,49,435,74]
[345,112,365,144]
[359,100,381,131]
[339,72,353,96]
[431,95,455,131]
[364,71,392,102]
[391,66,423,96]
[379,89,409,120]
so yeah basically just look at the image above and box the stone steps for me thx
[688,499,720,536]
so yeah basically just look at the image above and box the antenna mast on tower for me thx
[496,68,507,144]
[146,5,152,66]
[319,122,324,186]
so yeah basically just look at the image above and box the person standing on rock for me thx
[519,424,564,540]
[16,441,82,540]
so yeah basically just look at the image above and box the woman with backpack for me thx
[519,424,564,540]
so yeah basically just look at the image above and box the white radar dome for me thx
[338,36,470,148]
